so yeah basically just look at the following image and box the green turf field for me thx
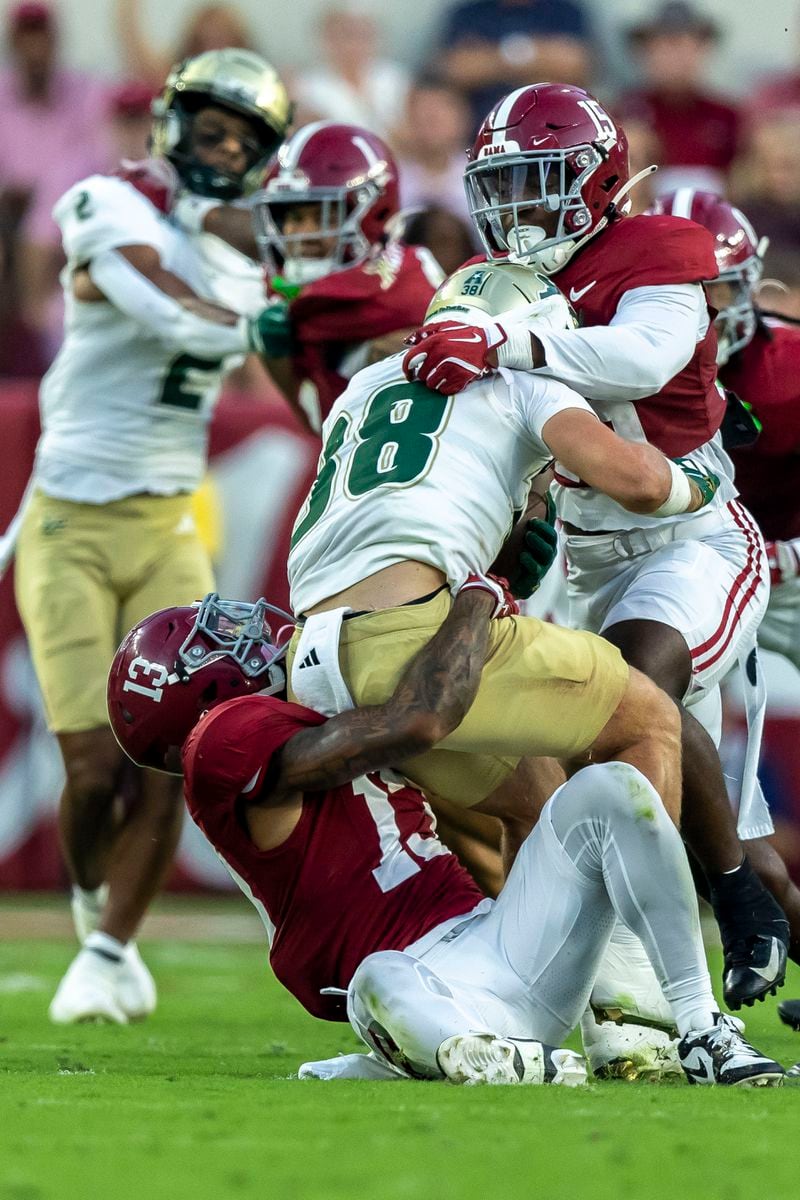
[2,908,799,1200]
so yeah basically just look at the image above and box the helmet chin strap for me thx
[610,163,658,214]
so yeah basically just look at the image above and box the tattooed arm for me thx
[260,588,495,801]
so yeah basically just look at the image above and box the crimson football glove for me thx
[506,494,559,599]
[457,572,519,619]
[765,538,800,587]
[115,158,180,215]
[403,321,507,394]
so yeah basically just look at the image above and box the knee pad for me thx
[550,762,663,840]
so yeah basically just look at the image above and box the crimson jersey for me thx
[182,694,484,1022]
[723,318,800,541]
[553,214,723,457]
[282,242,442,429]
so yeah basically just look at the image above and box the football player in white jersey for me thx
[280,264,780,1079]
[10,49,293,1025]
[285,262,720,856]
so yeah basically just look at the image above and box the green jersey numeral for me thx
[292,414,351,546]
[75,190,93,221]
[157,353,222,412]
[290,381,451,548]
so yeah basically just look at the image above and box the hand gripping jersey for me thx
[547,214,736,531]
[287,353,594,614]
[182,695,484,1020]
[724,318,800,542]
[283,242,443,431]
[35,174,265,504]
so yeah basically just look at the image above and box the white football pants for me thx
[348,762,718,1079]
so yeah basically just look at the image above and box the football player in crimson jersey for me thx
[652,189,800,1036]
[105,591,783,1087]
[402,82,789,1011]
[162,121,444,434]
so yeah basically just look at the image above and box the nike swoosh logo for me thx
[752,939,783,982]
[447,332,484,344]
[569,281,597,302]
[531,136,550,147]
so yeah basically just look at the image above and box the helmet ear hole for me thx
[201,682,218,704]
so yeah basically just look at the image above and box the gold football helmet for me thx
[150,49,292,200]
[424,261,577,332]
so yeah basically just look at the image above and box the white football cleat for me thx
[580,1006,682,1081]
[49,948,128,1025]
[590,925,677,1034]
[437,1033,587,1086]
[116,943,157,1021]
[298,1052,403,1081]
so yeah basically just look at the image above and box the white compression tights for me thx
[348,762,717,1078]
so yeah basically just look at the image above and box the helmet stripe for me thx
[491,86,532,137]
[282,120,332,167]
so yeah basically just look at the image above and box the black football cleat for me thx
[678,1013,785,1086]
[778,999,800,1031]
[722,931,788,1010]
[709,860,789,1010]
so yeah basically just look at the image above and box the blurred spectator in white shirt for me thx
[0,2,112,362]
[436,0,591,132]
[393,77,473,225]
[116,0,256,90]
[293,6,410,138]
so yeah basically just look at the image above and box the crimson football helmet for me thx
[465,84,643,274]
[107,594,289,771]
[252,120,401,285]
[650,190,768,364]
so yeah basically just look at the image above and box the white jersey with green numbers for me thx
[34,173,265,504]
[287,353,595,615]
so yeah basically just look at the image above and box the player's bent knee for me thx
[550,762,667,839]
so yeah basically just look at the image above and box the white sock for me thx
[84,930,126,965]
[71,883,108,943]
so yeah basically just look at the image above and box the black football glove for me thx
[507,493,559,600]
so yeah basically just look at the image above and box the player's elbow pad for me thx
[88,248,249,359]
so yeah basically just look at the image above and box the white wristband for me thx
[172,192,220,236]
[496,324,536,371]
[651,459,693,517]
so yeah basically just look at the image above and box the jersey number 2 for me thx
[158,352,222,412]
[291,381,451,546]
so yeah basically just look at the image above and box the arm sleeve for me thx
[534,283,709,402]
[54,174,169,264]
[88,248,250,359]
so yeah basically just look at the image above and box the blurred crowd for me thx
[1,0,800,378]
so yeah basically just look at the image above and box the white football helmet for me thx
[424,260,577,335]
